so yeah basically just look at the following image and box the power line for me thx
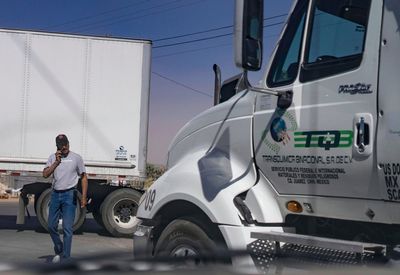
[153,43,232,59]
[150,15,287,100]
[67,0,183,31]
[69,0,201,32]
[153,13,287,42]
[154,25,232,42]
[153,32,280,59]
[46,0,151,30]
[152,72,212,98]
[153,21,284,49]
[153,33,232,49]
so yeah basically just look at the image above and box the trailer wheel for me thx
[101,188,141,237]
[36,188,86,232]
[154,218,217,258]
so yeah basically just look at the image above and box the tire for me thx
[154,218,218,258]
[36,188,86,232]
[101,188,141,237]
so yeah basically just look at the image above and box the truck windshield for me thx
[266,0,307,87]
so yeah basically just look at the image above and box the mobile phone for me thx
[56,146,65,158]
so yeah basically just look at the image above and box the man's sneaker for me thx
[51,255,61,264]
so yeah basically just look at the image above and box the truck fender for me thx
[244,171,284,223]
[16,195,27,225]
[16,182,51,225]
[137,150,259,227]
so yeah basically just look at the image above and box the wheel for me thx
[100,188,141,237]
[154,218,218,258]
[36,188,86,232]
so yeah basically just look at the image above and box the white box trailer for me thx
[0,28,151,237]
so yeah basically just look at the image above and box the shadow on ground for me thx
[0,215,114,236]
[38,255,55,263]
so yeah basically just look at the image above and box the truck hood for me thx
[167,90,256,163]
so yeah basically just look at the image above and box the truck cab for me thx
[134,0,400,268]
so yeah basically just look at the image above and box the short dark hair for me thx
[55,134,69,147]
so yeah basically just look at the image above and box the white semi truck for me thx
[133,0,400,268]
[0,29,151,237]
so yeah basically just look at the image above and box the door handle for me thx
[358,117,366,152]
[353,113,373,158]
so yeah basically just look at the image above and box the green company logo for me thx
[294,130,353,150]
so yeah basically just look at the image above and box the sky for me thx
[0,0,293,165]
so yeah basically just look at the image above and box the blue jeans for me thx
[48,189,76,259]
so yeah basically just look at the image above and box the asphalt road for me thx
[0,198,132,265]
[2,198,400,275]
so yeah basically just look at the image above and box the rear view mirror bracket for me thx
[241,71,293,109]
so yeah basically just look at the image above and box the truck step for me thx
[249,232,388,272]
[251,231,386,256]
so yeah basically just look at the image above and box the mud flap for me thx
[16,195,25,224]
[16,193,29,225]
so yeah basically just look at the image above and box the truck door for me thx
[377,0,400,203]
[254,0,383,199]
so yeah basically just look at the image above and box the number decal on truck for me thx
[144,189,156,211]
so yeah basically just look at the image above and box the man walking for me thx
[43,134,88,263]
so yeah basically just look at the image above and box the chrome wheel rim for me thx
[112,199,137,229]
[171,245,198,257]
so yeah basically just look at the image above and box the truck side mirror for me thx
[234,0,264,71]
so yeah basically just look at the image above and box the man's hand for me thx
[43,151,62,178]
[55,150,62,164]
[80,197,87,208]
[80,173,88,208]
